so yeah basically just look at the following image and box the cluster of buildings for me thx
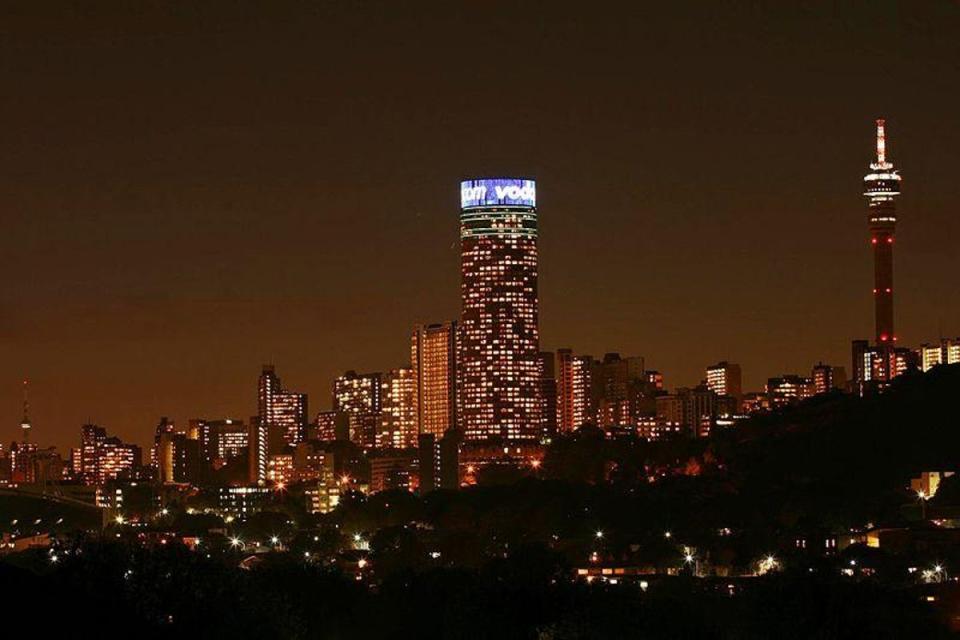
[2,121,957,519]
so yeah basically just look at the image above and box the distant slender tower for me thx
[20,379,31,442]
[863,118,902,346]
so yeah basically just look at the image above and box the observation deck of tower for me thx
[862,118,901,346]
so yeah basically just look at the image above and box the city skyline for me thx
[2,123,955,452]
[3,6,960,636]
[3,3,960,452]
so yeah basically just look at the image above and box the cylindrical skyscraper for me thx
[459,178,541,442]
[863,119,901,346]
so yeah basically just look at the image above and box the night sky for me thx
[3,1,959,451]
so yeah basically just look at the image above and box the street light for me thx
[595,530,604,539]
[917,490,930,520]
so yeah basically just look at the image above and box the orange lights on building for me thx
[267,453,295,486]
[412,322,459,437]
[459,180,541,442]
[557,350,594,431]
[379,367,417,449]
[334,371,382,449]
[252,366,307,485]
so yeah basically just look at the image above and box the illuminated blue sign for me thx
[460,178,536,209]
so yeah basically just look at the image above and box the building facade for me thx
[811,363,847,395]
[251,366,308,485]
[537,351,558,437]
[411,322,459,437]
[920,339,960,372]
[705,362,742,401]
[334,371,382,449]
[557,349,594,431]
[379,367,418,449]
[459,178,541,442]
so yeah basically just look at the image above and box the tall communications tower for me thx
[863,118,901,346]
[20,379,31,442]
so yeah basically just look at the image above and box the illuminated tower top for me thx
[863,119,901,216]
[20,379,31,441]
[862,118,902,349]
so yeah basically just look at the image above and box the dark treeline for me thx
[0,541,948,640]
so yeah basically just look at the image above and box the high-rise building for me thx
[418,430,462,493]
[79,424,107,485]
[705,362,742,400]
[251,366,308,485]
[655,385,717,437]
[0,443,9,485]
[248,417,267,486]
[334,371,382,449]
[313,410,349,441]
[158,431,200,485]
[9,441,39,484]
[594,354,643,405]
[741,392,771,414]
[96,437,141,485]
[557,349,594,431]
[368,451,416,493]
[267,453,295,486]
[260,366,308,446]
[591,353,650,433]
[214,420,248,463]
[537,352,558,437]
[459,178,541,442]
[334,371,382,414]
[766,375,814,408]
[151,417,176,470]
[293,441,334,483]
[298,444,339,513]
[921,344,942,372]
[77,424,141,486]
[189,418,247,469]
[811,363,847,395]
[645,370,664,390]
[412,322,459,437]
[920,339,960,372]
[852,339,916,391]
[379,367,418,449]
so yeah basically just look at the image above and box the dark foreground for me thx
[1,541,953,640]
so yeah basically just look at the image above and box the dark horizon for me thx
[3,1,959,451]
